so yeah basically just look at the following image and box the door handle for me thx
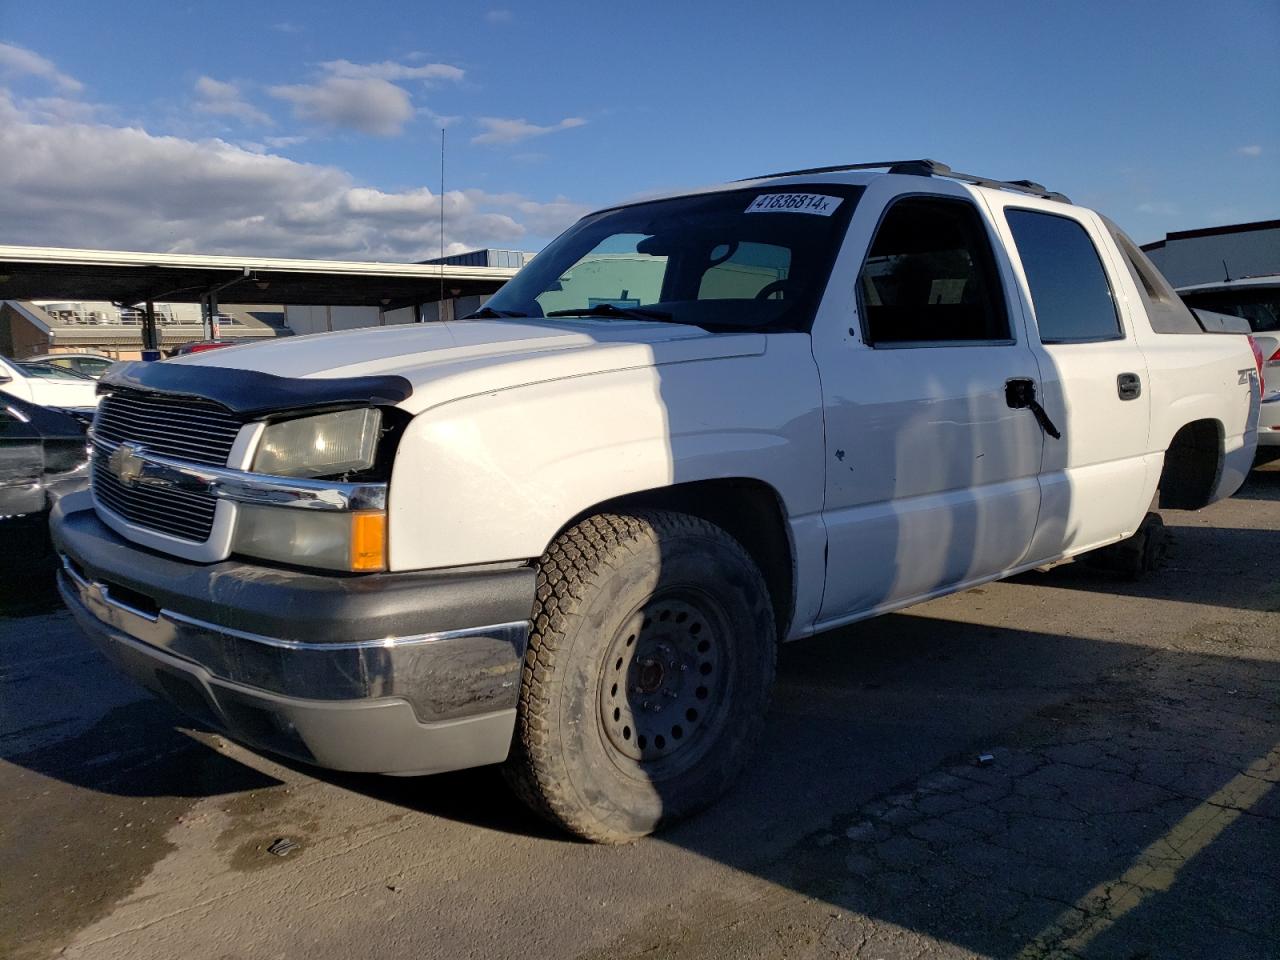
[1117,372,1142,401]
[1005,378,1062,439]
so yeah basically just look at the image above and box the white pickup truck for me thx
[53,160,1260,842]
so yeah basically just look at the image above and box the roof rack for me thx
[739,159,1070,203]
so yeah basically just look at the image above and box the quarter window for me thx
[858,197,1010,344]
[1006,209,1123,343]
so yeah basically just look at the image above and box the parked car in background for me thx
[52,160,1260,842]
[0,393,90,520]
[0,356,99,410]
[1178,276,1280,458]
[26,352,117,379]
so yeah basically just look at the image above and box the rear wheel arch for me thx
[1157,419,1224,510]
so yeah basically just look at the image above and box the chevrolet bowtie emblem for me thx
[107,442,146,487]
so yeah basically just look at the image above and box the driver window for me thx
[859,196,1010,345]
[698,242,792,300]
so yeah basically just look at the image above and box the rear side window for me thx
[858,196,1010,344]
[1101,216,1201,334]
[1006,209,1122,343]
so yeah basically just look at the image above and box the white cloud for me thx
[25,96,102,123]
[268,59,464,136]
[321,58,464,83]
[270,76,413,136]
[264,135,307,148]
[420,106,462,129]
[0,41,82,93]
[486,9,513,23]
[194,76,272,126]
[1237,145,1263,157]
[0,90,588,260]
[472,115,587,145]
[1136,200,1179,216]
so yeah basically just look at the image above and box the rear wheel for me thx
[1081,511,1168,580]
[503,511,777,843]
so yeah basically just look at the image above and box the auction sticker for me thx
[745,193,843,216]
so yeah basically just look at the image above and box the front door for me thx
[813,182,1045,625]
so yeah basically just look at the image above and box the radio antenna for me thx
[439,127,446,312]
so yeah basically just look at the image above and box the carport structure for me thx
[0,245,520,352]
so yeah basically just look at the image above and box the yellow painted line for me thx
[1016,741,1280,960]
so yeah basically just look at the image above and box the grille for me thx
[91,390,243,543]
[94,390,241,466]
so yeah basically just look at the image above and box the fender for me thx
[1142,333,1258,506]
[386,334,826,572]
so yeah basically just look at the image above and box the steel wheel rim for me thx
[598,589,734,777]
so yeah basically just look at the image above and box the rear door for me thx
[986,199,1153,560]
[812,178,1046,624]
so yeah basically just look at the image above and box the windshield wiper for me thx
[463,306,528,319]
[546,303,673,322]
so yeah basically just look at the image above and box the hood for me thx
[173,318,767,414]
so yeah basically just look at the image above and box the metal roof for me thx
[0,245,519,308]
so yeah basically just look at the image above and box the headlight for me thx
[253,408,381,478]
[233,503,387,572]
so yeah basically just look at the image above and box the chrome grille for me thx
[94,390,241,466]
[92,390,243,543]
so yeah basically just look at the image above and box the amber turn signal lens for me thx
[349,510,387,572]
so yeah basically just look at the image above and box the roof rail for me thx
[739,158,1070,203]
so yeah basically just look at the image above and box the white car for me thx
[0,356,99,411]
[52,160,1259,842]
[1179,276,1280,454]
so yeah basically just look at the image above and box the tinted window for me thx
[1006,210,1122,343]
[484,185,863,332]
[858,197,1009,344]
[1100,215,1201,334]
[1180,289,1280,333]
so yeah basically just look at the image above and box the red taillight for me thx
[1270,346,1280,363]
[1248,336,1265,385]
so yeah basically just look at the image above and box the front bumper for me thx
[52,495,534,775]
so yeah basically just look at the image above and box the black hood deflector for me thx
[100,361,413,417]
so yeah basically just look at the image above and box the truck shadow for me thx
[339,606,1280,957]
[5,562,1277,957]
[1005,467,1280,612]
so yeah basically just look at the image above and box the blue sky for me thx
[0,0,1275,259]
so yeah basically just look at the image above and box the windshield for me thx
[482,184,863,332]
[1181,288,1280,333]
[17,361,94,381]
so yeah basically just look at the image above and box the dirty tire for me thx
[1081,511,1169,580]
[503,511,777,843]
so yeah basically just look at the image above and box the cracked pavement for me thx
[2,464,1278,960]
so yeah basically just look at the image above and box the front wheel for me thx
[503,511,777,843]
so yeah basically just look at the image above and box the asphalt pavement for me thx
[2,465,1277,960]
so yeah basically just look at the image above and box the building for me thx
[0,300,288,359]
[1142,219,1280,288]
[0,245,530,359]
